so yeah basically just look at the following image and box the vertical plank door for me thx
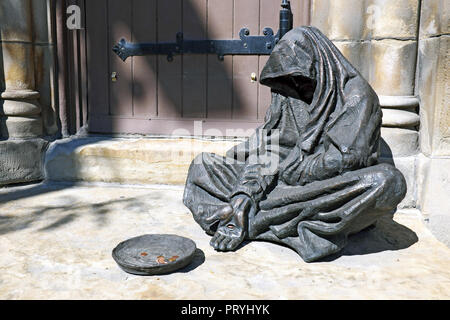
[86,0,311,136]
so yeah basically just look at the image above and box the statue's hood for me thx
[259,26,378,158]
[260,27,318,103]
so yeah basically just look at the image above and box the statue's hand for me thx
[208,194,252,251]
[229,194,252,221]
[205,203,234,226]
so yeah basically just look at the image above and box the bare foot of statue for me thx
[205,195,252,251]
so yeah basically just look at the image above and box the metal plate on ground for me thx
[112,234,197,275]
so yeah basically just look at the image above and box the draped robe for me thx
[183,27,407,262]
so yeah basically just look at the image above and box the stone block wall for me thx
[417,0,449,156]
[311,0,449,245]
[310,0,422,208]
[415,0,450,245]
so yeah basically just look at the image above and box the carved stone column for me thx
[0,0,43,138]
[0,0,48,185]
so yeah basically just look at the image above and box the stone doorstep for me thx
[44,136,417,208]
[44,136,242,185]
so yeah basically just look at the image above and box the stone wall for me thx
[310,0,422,209]
[415,0,450,245]
[311,0,450,245]
[0,0,57,185]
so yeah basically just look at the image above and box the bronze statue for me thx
[183,26,406,262]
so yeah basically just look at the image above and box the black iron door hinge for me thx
[113,0,293,62]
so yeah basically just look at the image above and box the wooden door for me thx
[86,0,310,137]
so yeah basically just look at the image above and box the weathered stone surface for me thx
[380,127,419,157]
[379,155,417,208]
[332,41,370,79]
[0,22,44,139]
[34,45,58,136]
[311,0,419,40]
[31,0,52,44]
[0,183,448,299]
[0,0,33,42]
[1,89,39,100]
[417,155,450,246]
[381,109,420,128]
[0,0,56,137]
[415,5,450,246]
[331,40,419,98]
[0,0,51,140]
[419,0,450,38]
[45,135,417,210]
[367,0,419,39]
[311,0,365,40]
[1,116,43,139]
[45,137,241,185]
[417,35,450,156]
[302,40,419,103]
[1,42,36,90]
[0,97,41,116]
[378,95,419,109]
[332,39,419,99]
[0,138,48,185]
[369,39,417,96]
[0,52,4,93]
[1,91,43,139]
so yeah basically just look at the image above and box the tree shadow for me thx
[0,181,73,203]
[0,186,149,235]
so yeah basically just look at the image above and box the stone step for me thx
[44,136,241,186]
[44,135,418,209]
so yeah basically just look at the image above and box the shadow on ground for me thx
[320,214,419,262]
[168,248,206,274]
[0,183,419,263]
[0,186,151,235]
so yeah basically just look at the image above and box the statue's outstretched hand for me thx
[207,195,252,251]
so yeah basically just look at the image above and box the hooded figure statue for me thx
[183,26,407,262]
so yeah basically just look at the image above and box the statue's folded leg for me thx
[183,152,245,235]
[250,163,407,262]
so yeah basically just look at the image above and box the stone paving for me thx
[0,182,449,299]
